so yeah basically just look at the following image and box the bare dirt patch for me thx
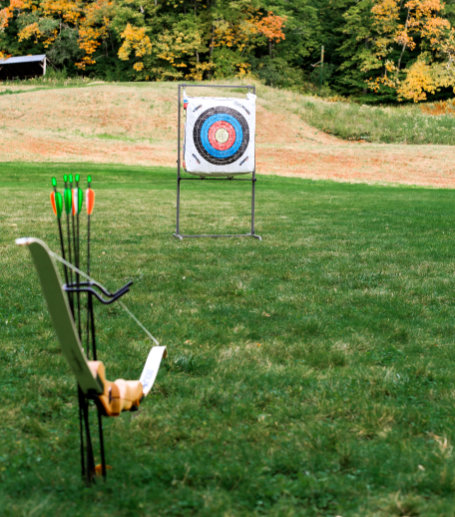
[1,83,455,188]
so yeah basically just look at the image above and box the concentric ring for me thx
[193,107,249,165]
[208,121,236,151]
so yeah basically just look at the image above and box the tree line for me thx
[1,0,454,102]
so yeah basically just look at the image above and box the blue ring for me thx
[200,114,243,159]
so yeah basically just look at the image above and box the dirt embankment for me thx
[2,83,455,188]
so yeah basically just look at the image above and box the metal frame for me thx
[173,83,261,240]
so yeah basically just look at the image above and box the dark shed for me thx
[0,54,46,80]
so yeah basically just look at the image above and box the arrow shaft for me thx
[65,206,75,315]
[57,217,70,288]
[71,204,82,338]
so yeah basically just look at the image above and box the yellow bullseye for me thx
[215,127,229,144]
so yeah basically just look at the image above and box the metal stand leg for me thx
[250,174,262,241]
[173,176,183,240]
[173,83,184,240]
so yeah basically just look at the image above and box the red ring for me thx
[208,121,236,151]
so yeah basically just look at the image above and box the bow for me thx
[17,174,166,484]
[16,237,166,483]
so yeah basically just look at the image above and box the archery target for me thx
[183,93,256,176]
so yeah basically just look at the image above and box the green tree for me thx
[337,0,375,95]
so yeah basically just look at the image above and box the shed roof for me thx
[0,54,46,65]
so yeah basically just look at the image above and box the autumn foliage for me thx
[0,0,287,82]
[368,0,455,101]
[0,0,454,102]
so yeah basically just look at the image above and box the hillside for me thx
[2,81,455,187]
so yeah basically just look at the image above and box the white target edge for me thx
[183,92,256,176]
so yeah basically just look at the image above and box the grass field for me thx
[284,95,455,145]
[3,163,455,515]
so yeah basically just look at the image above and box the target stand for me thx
[174,84,261,240]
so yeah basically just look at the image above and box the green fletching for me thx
[69,174,73,184]
[63,174,68,182]
[56,192,63,218]
[52,177,57,188]
[75,174,80,182]
[64,188,72,214]
[78,188,83,212]
[87,175,92,185]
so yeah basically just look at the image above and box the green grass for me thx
[256,86,455,145]
[294,96,455,145]
[4,163,455,515]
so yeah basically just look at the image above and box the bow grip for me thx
[88,361,143,417]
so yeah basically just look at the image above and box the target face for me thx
[183,94,256,175]
[194,107,249,166]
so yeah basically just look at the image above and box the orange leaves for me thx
[118,23,152,67]
[405,0,444,20]
[0,0,288,82]
[372,0,449,48]
[404,0,450,46]
[76,27,103,68]
[253,12,286,43]
[117,23,154,77]
[18,22,41,43]
[371,0,400,31]
[369,0,455,100]
[213,23,238,49]
[0,0,30,30]
[0,7,13,31]
[398,59,436,101]
[41,0,81,25]
[396,28,416,51]
[236,61,251,77]
[212,16,256,52]
[75,0,113,69]
[213,11,285,51]
[18,22,58,48]
[212,11,286,52]
[0,0,113,70]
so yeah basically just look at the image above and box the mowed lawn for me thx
[3,163,455,515]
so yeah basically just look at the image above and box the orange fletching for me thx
[50,192,57,216]
[94,464,112,476]
[86,188,95,215]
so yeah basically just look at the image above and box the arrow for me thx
[63,174,72,216]
[51,177,70,305]
[69,174,78,294]
[73,174,83,340]
[86,175,95,217]
[63,174,75,315]
[72,175,84,217]
[50,177,63,219]
[86,175,96,360]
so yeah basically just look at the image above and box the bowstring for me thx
[50,250,160,346]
